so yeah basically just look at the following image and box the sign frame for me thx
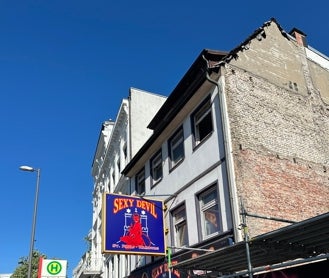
[38,258,67,278]
[102,193,166,256]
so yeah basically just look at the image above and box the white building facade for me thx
[73,88,166,278]
[121,49,238,277]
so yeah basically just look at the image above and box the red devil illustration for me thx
[120,213,145,246]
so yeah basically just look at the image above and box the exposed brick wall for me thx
[226,65,329,164]
[224,65,329,237]
[235,149,329,236]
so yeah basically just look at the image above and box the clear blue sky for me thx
[1,0,328,276]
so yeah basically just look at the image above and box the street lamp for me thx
[19,165,41,278]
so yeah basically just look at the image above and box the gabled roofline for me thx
[122,49,227,176]
[224,17,290,64]
[122,18,300,177]
[147,18,291,132]
[91,120,115,169]
[148,49,228,131]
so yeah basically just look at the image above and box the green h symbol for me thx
[47,261,62,275]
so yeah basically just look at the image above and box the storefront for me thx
[129,212,329,277]
[172,212,329,278]
[255,259,329,278]
[129,234,234,278]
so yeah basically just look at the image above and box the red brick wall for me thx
[235,149,329,236]
[224,65,329,237]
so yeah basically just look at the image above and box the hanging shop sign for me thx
[102,193,166,256]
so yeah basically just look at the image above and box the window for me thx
[123,143,127,164]
[136,169,145,195]
[172,205,188,247]
[117,158,121,175]
[111,169,115,187]
[150,150,163,186]
[192,97,213,146]
[169,128,185,169]
[198,186,220,238]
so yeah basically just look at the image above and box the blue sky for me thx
[1,0,328,276]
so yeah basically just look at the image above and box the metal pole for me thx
[240,200,253,278]
[244,212,296,224]
[27,168,41,278]
[167,247,172,278]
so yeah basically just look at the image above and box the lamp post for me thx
[19,165,41,278]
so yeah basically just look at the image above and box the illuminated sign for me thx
[102,193,166,255]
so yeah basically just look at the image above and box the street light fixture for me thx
[19,165,41,278]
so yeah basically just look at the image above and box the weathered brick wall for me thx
[235,149,329,236]
[224,65,329,237]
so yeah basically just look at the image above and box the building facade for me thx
[122,18,329,277]
[75,17,329,278]
[73,88,167,278]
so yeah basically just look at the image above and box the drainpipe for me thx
[127,92,133,275]
[202,56,243,243]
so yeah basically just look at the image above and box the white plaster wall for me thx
[140,89,233,246]
[169,163,231,245]
[130,88,167,156]
[149,91,224,197]
[84,89,167,278]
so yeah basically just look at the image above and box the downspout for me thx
[202,56,242,243]
[128,92,133,195]
[127,92,132,275]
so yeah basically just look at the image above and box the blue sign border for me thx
[102,193,166,255]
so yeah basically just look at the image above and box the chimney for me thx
[289,28,308,47]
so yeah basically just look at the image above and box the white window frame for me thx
[198,186,221,239]
[136,169,145,195]
[150,150,163,186]
[172,205,188,247]
[169,127,185,169]
[192,97,213,146]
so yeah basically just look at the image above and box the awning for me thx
[172,212,329,275]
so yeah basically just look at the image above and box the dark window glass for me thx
[193,98,213,145]
[136,169,145,195]
[169,128,184,168]
[151,151,162,185]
